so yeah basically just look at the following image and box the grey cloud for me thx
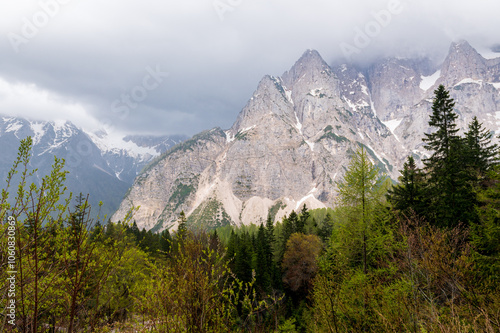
[0,0,499,136]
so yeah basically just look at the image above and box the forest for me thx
[0,85,499,332]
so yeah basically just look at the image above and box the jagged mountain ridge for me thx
[113,41,500,231]
[0,116,187,216]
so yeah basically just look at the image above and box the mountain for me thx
[113,41,500,232]
[0,116,187,216]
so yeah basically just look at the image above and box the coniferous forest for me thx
[1,85,500,332]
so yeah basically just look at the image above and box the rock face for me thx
[0,117,186,216]
[113,41,500,231]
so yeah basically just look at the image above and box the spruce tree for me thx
[464,116,498,179]
[255,224,271,292]
[160,229,171,253]
[176,211,188,241]
[318,213,334,242]
[387,155,427,217]
[225,230,239,265]
[288,210,299,234]
[265,215,280,288]
[422,85,476,227]
[298,204,309,234]
[235,232,253,283]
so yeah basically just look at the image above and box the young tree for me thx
[336,146,388,274]
[0,137,72,332]
[387,155,427,217]
[464,116,498,179]
[255,224,271,292]
[297,204,309,234]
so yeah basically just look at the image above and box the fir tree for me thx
[318,213,334,242]
[160,229,171,253]
[129,221,140,240]
[176,211,188,242]
[235,232,253,283]
[297,204,309,234]
[387,155,427,216]
[464,116,498,179]
[288,211,299,234]
[422,85,476,227]
[255,224,271,292]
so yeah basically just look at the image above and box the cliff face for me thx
[113,41,500,231]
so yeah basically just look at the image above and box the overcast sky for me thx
[0,0,499,137]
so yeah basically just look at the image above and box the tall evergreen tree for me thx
[176,211,188,241]
[235,232,253,283]
[422,85,476,227]
[464,116,498,179]
[265,215,275,246]
[129,221,140,240]
[297,204,309,234]
[160,229,171,253]
[288,211,299,234]
[387,155,427,216]
[318,213,334,242]
[265,215,280,288]
[225,229,239,269]
[255,224,271,292]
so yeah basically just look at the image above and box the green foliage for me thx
[464,116,499,179]
[268,200,286,222]
[318,125,349,143]
[422,85,477,227]
[387,155,428,216]
[187,199,232,229]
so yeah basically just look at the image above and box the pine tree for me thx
[464,116,498,179]
[297,204,309,234]
[387,155,427,216]
[423,85,460,166]
[265,215,275,246]
[422,85,476,227]
[318,213,334,242]
[160,229,171,253]
[130,221,140,240]
[265,215,280,288]
[255,224,271,292]
[288,211,299,234]
[176,211,187,242]
[235,232,253,283]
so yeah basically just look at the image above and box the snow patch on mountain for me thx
[284,86,294,105]
[295,187,318,210]
[305,140,315,151]
[420,70,441,91]
[30,122,46,145]
[87,131,159,160]
[5,121,23,134]
[456,78,483,87]
[382,118,402,142]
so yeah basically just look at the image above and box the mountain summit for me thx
[113,42,500,231]
[0,116,186,216]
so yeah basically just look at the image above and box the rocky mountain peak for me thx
[282,49,333,87]
[112,40,500,232]
[229,75,295,135]
[439,40,488,86]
